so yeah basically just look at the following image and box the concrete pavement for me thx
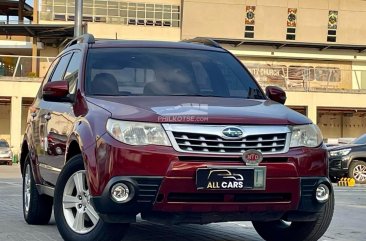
[0,164,365,241]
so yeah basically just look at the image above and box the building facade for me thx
[1,0,366,155]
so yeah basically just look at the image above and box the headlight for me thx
[290,124,323,148]
[329,148,351,157]
[106,119,171,146]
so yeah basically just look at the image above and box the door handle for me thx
[44,114,51,120]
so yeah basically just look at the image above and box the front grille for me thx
[167,193,291,203]
[172,132,287,154]
[178,156,289,163]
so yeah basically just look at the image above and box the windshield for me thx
[352,134,366,144]
[85,48,264,99]
[0,141,9,148]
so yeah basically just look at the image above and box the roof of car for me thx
[89,40,227,52]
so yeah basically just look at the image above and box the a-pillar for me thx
[10,96,22,155]
[307,105,317,124]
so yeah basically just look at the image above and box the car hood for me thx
[327,143,364,151]
[86,96,311,125]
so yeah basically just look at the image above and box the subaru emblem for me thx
[222,127,243,138]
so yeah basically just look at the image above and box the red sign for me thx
[242,150,263,166]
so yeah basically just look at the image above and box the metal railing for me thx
[246,65,366,92]
[0,20,32,25]
[0,55,55,80]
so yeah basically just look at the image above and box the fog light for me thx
[315,184,330,203]
[111,183,130,203]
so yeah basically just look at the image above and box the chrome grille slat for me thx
[177,143,284,149]
[174,137,287,143]
[163,124,291,155]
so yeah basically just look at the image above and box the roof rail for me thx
[64,34,95,49]
[182,37,221,48]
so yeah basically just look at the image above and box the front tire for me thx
[22,155,53,224]
[348,160,366,184]
[252,193,334,241]
[54,154,129,241]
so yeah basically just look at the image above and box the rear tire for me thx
[54,154,129,241]
[348,160,366,184]
[252,192,334,241]
[22,154,53,225]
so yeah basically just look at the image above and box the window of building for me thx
[41,0,181,28]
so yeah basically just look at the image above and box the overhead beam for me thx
[319,46,330,51]
[24,26,35,36]
[276,43,287,49]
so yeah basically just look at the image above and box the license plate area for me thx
[196,166,266,190]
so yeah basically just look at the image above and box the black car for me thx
[328,134,366,184]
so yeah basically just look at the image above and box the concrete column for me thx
[10,96,22,155]
[33,0,39,24]
[307,105,317,124]
[31,38,38,75]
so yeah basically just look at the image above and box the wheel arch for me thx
[65,138,82,164]
[20,139,29,175]
[65,125,100,196]
[350,157,366,163]
[348,157,366,170]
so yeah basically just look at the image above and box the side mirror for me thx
[43,80,70,102]
[265,86,287,104]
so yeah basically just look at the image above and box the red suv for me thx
[20,35,333,241]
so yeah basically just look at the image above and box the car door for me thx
[38,52,72,185]
[29,58,60,181]
[46,51,82,172]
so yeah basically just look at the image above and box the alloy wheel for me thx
[353,164,366,182]
[24,164,31,213]
[62,170,99,234]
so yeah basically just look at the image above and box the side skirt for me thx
[36,184,55,197]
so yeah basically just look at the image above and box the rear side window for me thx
[64,52,82,95]
[50,53,72,82]
[85,48,264,99]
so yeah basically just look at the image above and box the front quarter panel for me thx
[67,99,111,196]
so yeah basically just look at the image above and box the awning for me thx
[0,24,75,45]
[212,38,366,52]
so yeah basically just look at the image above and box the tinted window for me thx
[0,141,9,147]
[50,53,72,82]
[37,58,60,99]
[353,134,366,144]
[85,48,264,99]
[64,52,82,95]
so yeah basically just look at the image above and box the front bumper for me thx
[91,176,332,223]
[329,155,350,178]
[89,134,330,223]
[0,156,12,162]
